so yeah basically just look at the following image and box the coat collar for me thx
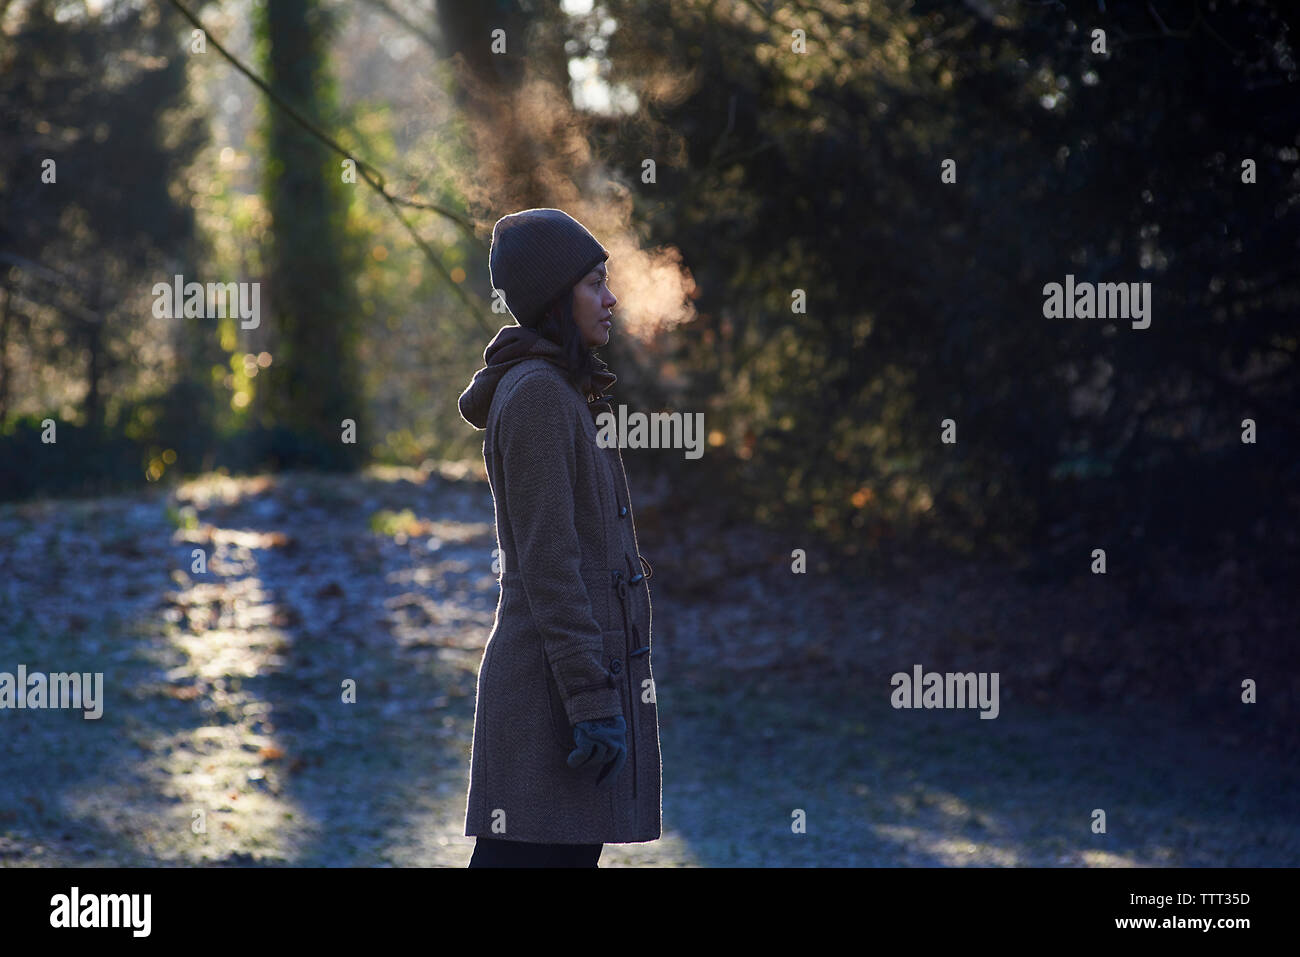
[458,323,617,429]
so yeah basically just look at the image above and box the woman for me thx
[457,208,662,868]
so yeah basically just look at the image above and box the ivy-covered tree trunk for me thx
[258,0,364,470]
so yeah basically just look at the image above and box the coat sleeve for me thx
[497,371,623,726]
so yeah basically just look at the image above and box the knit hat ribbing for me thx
[488,208,609,327]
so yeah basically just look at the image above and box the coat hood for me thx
[457,323,617,430]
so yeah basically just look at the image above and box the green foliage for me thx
[596,0,1299,563]
[165,503,199,531]
[4,0,1295,566]
[0,0,206,433]
[368,508,419,538]
[255,0,366,472]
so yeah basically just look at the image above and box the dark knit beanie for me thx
[489,208,610,327]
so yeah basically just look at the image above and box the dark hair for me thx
[532,285,603,397]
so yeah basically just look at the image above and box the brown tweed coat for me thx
[457,325,662,845]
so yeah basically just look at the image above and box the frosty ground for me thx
[1,467,1294,867]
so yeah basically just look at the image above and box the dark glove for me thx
[566,714,627,787]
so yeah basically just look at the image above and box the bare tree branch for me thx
[162,0,498,338]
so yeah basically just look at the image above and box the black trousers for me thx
[468,836,603,868]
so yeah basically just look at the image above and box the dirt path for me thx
[1,468,1295,866]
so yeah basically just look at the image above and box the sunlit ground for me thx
[1,469,1296,866]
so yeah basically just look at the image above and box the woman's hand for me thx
[567,715,627,787]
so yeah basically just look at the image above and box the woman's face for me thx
[573,262,617,349]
